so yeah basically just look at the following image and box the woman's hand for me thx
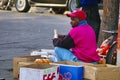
[58,34,65,40]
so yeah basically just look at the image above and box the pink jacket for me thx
[69,24,100,62]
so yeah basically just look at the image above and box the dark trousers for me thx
[82,6,101,42]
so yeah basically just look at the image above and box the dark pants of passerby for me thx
[82,6,101,42]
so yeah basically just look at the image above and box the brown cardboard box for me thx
[13,55,43,78]
[84,64,120,80]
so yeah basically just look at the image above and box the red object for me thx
[101,46,111,55]
[66,10,87,20]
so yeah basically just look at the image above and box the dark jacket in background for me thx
[80,0,101,42]
[81,0,98,7]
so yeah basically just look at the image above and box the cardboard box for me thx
[84,64,120,80]
[13,55,43,78]
[51,61,86,80]
[19,63,59,80]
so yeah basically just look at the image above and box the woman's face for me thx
[70,17,80,28]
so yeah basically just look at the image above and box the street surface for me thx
[0,8,71,80]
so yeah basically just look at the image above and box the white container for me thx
[54,29,58,38]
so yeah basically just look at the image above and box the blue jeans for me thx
[54,47,98,64]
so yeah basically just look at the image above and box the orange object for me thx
[44,59,51,63]
[42,59,49,63]
[34,59,43,63]
[98,57,106,64]
[34,59,51,63]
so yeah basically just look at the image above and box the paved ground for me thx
[0,7,71,80]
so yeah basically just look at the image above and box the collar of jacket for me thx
[78,20,88,26]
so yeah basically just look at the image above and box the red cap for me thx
[66,10,87,20]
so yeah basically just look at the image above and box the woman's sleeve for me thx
[53,34,75,50]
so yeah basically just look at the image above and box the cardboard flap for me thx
[21,63,56,69]
[50,61,93,66]
[87,64,120,72]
